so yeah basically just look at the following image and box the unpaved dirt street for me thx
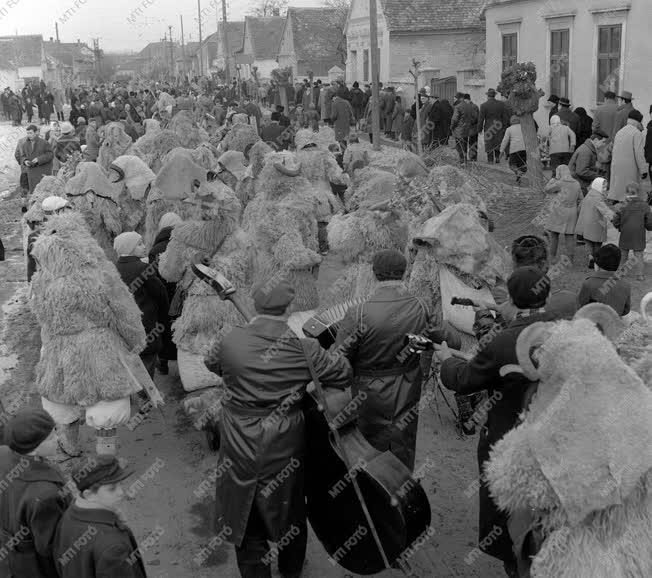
[0,121,649,578]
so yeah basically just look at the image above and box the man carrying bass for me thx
[206,276,352,578]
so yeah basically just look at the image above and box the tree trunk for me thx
[520,113,544,192]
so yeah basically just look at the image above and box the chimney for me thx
[55,22,60,42]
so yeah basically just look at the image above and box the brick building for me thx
[344,0,486,102]
[483,0,652,129]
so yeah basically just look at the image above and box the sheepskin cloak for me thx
[97,122,133,173]
[31,212,147,406]
[295,148,347,220]
[126,129,182,172]
[65,162,122,259]
[486,319,652,578]
[167,110,210,149]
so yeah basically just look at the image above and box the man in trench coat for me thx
[330,94,355,144]
[208,277,352,578]
[478,89,510,163]
[14,124,53,193]
[436,267,554,578]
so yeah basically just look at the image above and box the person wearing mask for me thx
[75,117,87,146]
[477,88,509,164]
[613,90,635,137]
[206,276,352,578]
[53,456,146,578]
[500,116,527,184]
[114,232,169,380]
[15,124,53,194]
[0,409,71,578]
[592,91,618,138]
[568,131,608,194]
[547,115,576,172]
[436,267,555,578]
[609,109,648,203]
[575,177,612,269]
[334,250,460,471]
[557,97,579,137]
[26,196,71,282]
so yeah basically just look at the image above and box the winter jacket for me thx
[613,197,652,251]
[440,311,555,564]
[557,107,579,136]
[478,98,509,152]
[0,448,71,578]
[547,122,576,154]
[14,136,53,193]
[609,120,648,202]
[54,504,147,578]
[575,188,611,242]
[115,256,170,356]
[568,140,600,192]
[592,101,618,138]
[450,100,475,139]
[208,316,352,545]
[500,124,526,155]
[543,176,582,234]
[330,96,354,142]
[578,270,631,316]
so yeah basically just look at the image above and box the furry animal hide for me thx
[167,111,210,149]
[97,122,133,172]
[126,130,182,172]
[64,162,122,259]
[345,167,397,211]
[109,155,155,235]
[23,176,66,225]
[220,124,260,153]
[486,318,652,578]
[31,212,147,406]
[295,148,347,220]
[295,127,335,151]
[248,141,273,179]
[617,315,652,387]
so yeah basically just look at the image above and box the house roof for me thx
[244,16,285,59]
[44,41,94,67]
[379,0,486,32]
[0,35,43,68]
[286,7,344,63]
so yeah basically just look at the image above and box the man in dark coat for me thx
[568,132,608,194]
[450,92,474,164]
[465,93,480,161]
[15,125,53,193]
[426,95,448,148]
[334,250,459,471]
[381,86,395,137]
[0,409,71,578]
[114,232,169,379]
[54,456,147,578]
[207,277,352,578]
[557,97,580,139]
[478,88,510,163]
[436,267,555,578]
[350,81,365,122]
[613,90,635,138]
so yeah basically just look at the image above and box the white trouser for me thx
[41,397,131,429]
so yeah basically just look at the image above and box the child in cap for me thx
[54,455,146,578]
[0,408,71,578]
[612,182,652,280]
[577,243,631,316]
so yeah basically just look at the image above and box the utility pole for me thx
[410,59,423,156]
[168,25,174,78]
[92,38,102,79]
[221,0,230,85]
[55,22,60,42]
[197,0,203,76]
[369,0,381,151]
[180,15,187,82]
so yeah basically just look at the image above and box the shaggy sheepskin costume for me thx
[126,129,182,172]
[167,110,210,149]
[407,204,510,337]
[24,176,66,226]
[64,162,122,259]
[617,294,652,384]
[97,122,133,173]
[244,152,322,313]
[219,123,260,153]
[295,127,336,151]
[485,317,652,578]
[109,155,156,236]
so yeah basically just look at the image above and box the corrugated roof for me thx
[245,16,285,59]
[380,0,486,32]
[0,35,43,68]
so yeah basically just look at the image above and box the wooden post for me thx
[410,59,422,156]
[180,16,187,82]
[369,0,381,151]
[221,0,231,85]
[197,0,203,76]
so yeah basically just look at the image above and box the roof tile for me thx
[380,0,486,32]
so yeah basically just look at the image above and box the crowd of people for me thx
[0,72,650,578]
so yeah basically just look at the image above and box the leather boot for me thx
[56,421,82,457]
[96,428,118,456]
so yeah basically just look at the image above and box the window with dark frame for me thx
[550,29,570,99]
[363,48,369,82]
[597,24,621,102]
[502,33,518,71]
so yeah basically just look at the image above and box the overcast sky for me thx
[0,0,326,52]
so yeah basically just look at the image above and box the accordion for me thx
[302,298,366,349]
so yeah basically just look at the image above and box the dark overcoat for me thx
[333,282,431,471]
[210,316,352,546]
[330,97,354,142]
[477,98,510,152]
[0,447,71,578]
[440,311,553,565]
[54,505,147,578]
[15,136,53,193]
[613,198,652,251]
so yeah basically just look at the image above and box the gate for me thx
[431,76,457,102]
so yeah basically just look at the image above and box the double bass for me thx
[192,264,432,575]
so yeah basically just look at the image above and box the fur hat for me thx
[373,249,407,280]
[595,243,621,271]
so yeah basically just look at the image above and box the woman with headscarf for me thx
[148,213,183,375]
[543,164,583,261]
[547,115,576,173]
[574,107,593,148]
[575,177,612,268]
[500,115,528,184]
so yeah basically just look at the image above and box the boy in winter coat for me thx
[612,182,652,279]
[578,243,631,315]
[54,455,147,578]
[0,409,71,578]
